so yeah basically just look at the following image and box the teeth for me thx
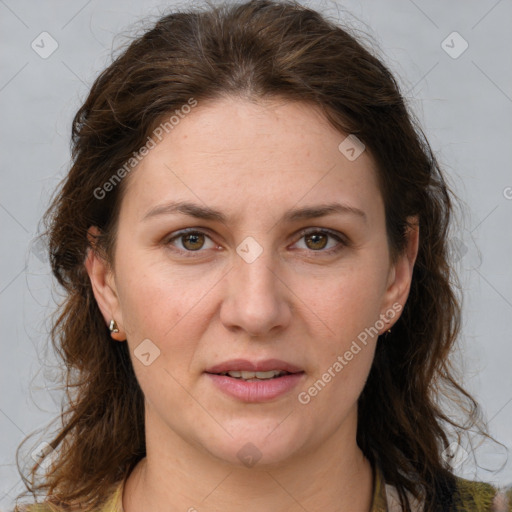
[222,370,286,380]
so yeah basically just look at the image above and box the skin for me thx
[85,96,419,512]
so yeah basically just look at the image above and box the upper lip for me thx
[205,359,303,374]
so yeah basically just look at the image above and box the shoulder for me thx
[16,482,123,512]
[374,463,511,512]
[453,475,512,512]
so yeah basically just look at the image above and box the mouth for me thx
[212,369,292,381]
[204,359,305,402]
[204,358,304,380]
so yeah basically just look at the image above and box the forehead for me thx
[120,97,382,225]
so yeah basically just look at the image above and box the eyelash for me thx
[164,227,348,258]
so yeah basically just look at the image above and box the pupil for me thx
[183,233,204,250]
[306,233,327,250]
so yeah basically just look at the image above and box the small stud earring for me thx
[381,328,392,338]
[109,319,119,333]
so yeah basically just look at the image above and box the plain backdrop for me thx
[1,0,511,509]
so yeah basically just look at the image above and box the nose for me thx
[219,246,292,338]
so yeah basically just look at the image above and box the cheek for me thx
[116,247,189,330]
[292,260,386,395]
[115,255,222,367]
[296,263,387,339]
[297,275,380,417]
[117,271,205,404]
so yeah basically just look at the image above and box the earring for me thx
[109,319,119,333]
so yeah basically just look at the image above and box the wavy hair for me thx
[15,1,493,510]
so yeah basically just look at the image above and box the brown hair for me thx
[15,1,493,511]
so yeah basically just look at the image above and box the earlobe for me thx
[84,226,126,341]
[108,318,126,342]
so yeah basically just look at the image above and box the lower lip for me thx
[205,372,305,402]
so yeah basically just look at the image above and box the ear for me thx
[84,226,126,342]
[379,216,419,331]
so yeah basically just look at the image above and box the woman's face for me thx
[88,97,417,467]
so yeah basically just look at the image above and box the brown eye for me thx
[293,228,347,255]
[304,232,328,250]
[166,229,217,255]
[181,232,205,251]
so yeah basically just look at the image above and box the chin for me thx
[202,419,308,469]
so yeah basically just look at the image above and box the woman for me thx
[14,1,511,511]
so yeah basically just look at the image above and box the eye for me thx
[164,227,348,257]
[165,229,217,254]
[293,228,347,254]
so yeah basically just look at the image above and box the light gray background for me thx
[1,0,511,509]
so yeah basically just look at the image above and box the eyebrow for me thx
[141,200,367,224]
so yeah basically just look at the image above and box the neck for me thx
[123,409,374,512]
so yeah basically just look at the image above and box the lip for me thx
[205,358,303,374]
[205,359,305,402]
[205,372,305,402]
